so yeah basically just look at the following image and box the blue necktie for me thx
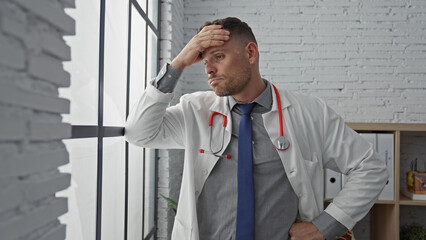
[236,103,255,240]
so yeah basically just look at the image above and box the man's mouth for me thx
[208,77,223,86]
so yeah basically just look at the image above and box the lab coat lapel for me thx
[193,95,233,201]
[263,88,295,188]
[263,88,294,185]
[263,88,321,221]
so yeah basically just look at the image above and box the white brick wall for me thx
[0,0,73,239]
[180,0,426,123]
[158,0,426,239]
[158,0,185,239]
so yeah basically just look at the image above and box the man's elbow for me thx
[124,121,144,146]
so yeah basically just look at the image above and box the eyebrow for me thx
[201,48,226,59]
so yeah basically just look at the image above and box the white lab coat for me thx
[125,83,388,240]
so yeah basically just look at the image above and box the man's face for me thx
[202,37,252,97]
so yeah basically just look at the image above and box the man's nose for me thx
[205,62,217,75]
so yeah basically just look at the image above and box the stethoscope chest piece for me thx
[274,135,290,151]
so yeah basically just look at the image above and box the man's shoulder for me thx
[179,90,224,109]
[180,90,218,101]
[278,88,325,107]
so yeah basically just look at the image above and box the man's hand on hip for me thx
[289,221,325,240]
[171,25,230,71]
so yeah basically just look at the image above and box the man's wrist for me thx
[312,212,348,240]
[170,58,186,71]
[153,63,182,93]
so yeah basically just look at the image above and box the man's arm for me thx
[289,97,387,240]
[321,101,388,229]
[125,25,230,147]
[289,212,348,240]
[289,221,324,240]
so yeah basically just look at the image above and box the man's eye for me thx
[216,55,224,60]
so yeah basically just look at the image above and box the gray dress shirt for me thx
[196,81,298,240]
[154,63,348,240]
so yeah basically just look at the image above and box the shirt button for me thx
[167,74,172,78]
[202,169,208,175]
[195,190,200,195]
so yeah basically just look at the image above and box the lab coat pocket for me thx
[172,218,193,240]
[303,153,320,182]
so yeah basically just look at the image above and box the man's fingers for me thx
[194,29,229,53]
[194,25,230,54]
[170,25,230,70]
[289,222,324,240]
[208,32,230,40]
[203,40,225,47]
[199,24,224,33]
[197,29,230,40]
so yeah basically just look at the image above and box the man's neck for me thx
[232,75,266,103]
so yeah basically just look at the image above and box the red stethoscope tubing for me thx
[200,84,290,158]
[272,84,284,137]
[209,111,227,127]
[272,84,290,151]
[200,112,230,158]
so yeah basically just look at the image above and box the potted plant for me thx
[400,223,426,240]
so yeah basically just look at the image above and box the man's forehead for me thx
[201,38,239,59]
[201,47,227,59]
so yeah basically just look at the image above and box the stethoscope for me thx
[199,84,290,159]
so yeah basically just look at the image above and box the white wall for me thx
[181,0,426,123]
[158,0,426,239]
[158,0,185,239]
[0,0,74,239]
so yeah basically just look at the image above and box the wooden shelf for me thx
[376,200,396,205]
[346,122,426,132]
[399,194,426,206]
[325,199,395,205]
[341,122,426,240]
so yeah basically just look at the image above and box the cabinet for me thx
[345,123,426,240]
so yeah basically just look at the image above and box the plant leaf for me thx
[160,194,178,213]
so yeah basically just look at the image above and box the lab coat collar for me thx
[209,95,230,116]
[270,83,291,112]
[208,80,291,114]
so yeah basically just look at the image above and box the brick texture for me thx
[158,0,185,239]
[180,0,426,123]
[158,0,426,239]
[0,0,74,239]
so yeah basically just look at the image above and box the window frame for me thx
[67,0,161,239]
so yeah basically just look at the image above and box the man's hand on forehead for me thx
[171,24,230,71]
[199,25,230,46]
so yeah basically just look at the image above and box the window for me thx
[58,1,160,240]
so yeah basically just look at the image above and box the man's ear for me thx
[245,42,258,64]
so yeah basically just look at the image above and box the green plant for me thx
[400,223,426,240]
[160,194,178,213]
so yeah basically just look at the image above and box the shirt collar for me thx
[228,79,272,113]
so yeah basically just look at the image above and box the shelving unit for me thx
[345,122,426,240]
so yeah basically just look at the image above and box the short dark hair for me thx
[198,17,257,45]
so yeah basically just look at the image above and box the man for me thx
[125,17,388,240]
